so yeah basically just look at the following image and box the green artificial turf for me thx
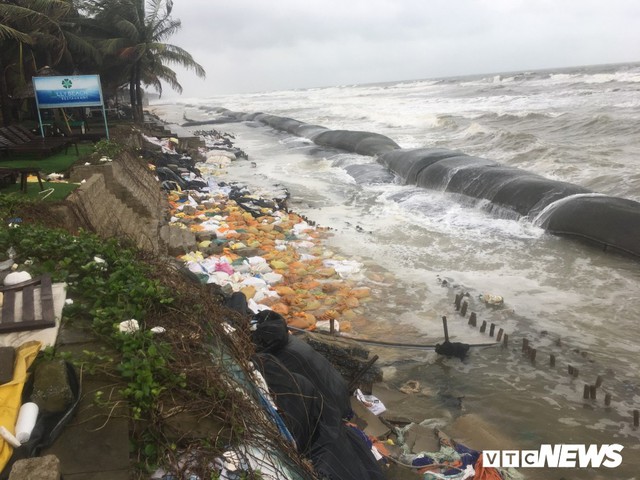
[0,180,80,201]
[0,143,94,174]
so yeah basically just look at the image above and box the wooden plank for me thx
[0,276,56,333]
[40,275,55,323]
[0,276,42,291]
[1,290,15,327]
[22,284,35,322]
[0,320,55,334]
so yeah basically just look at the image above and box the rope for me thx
[38,188,55,200]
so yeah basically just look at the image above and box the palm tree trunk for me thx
[135,64,143,122]
[0,56,12,127]
[129,74,137,122]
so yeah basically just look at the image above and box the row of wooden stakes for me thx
[453,292,639,428]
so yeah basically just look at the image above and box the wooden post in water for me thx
[496,328,503,342]
[455,293,462,311]
[530,348,537,362]
[503,334,508,346]
[460,301,468,317]
[589,385,597,400]
[604,393,612,406]
[468,312,477,327]
[583,385,590,400]
[550,354,556,367]
[522,338,529,353]
[634,410,639,428]
[568,365,574,376]
[595,375,603,388]
[480,320,487,333]
[442,316,449,342]
[489,323,495,337]
[330,318,335,335]
[348,355,379,392]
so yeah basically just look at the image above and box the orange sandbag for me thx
[288,313,316,330]
[473,454,504,480]
[270,303,289,315]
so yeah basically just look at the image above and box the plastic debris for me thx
[399,380,422,395]
[4,271,32,286]
[118,319,139,333]
[354,388,386,415]
[480,293,504,306]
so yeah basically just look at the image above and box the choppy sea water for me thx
[153,62,640,479]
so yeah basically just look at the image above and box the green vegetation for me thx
[0,189,35,220]
[0,143,94,173]
[0,160,310,477]
[0,224,179,416]
[0,207,292,477]
[84,0,206,122]
[0,181,79,200]
[93,138,124,158]
[0,0,205,126]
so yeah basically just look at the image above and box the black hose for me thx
[287,325,499,350]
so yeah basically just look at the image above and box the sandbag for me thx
[253,354,324,454]
[251,310,351,420]
[254,354,384,480]
[310,422,385,480]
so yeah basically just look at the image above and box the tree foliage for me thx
[0,0,205,125]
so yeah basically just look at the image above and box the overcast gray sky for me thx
[163,0,640,97]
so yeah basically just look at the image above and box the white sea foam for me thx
[162,63,640,461]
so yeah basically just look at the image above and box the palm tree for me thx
[86,0,205,122]
[0,0,94,126]
[0,0,68,124]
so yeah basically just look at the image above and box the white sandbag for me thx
[206,149,236,161]
[3,271,32,286]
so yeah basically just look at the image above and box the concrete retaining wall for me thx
[67,152,195,254]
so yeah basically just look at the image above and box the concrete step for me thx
[109,184,151,218]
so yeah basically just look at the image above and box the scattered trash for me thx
[399,380,422,395]
[479,293,504,306]
[0,259,14,271]
[0,426,21,448]
[15,402,39,443]
[118,319,140,333]
[354,388,386,415]
[4,271,32,286]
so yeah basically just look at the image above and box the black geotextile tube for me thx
[219,109,640,258]
[538,195,640,258]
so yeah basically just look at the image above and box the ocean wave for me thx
[477,111,564,122]
[457,122,492,138]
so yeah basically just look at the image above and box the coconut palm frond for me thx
[114,18,139,39]
[64,29,101,63]
[151,17,180,41]
[0,23,32,43]
[152,43,206,78]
